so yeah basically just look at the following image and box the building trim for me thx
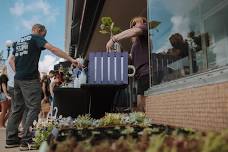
[145,65,228,95]
[64,0,73,54]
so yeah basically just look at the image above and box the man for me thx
[5,24,81,151]
[106,17,149,112]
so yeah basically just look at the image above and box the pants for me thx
[8,86,28,130]
[6,79,41,144]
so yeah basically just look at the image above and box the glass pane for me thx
[148,0,205,85]
[202,1,228,68]
[148,0,228,86]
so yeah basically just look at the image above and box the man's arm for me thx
[8,54,16,72]
[44,43,82,67]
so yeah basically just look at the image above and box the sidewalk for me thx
[0,128,38,152]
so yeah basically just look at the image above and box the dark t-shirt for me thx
[131,24,149,79]
[13,34,47,80]
[0,74,8,92]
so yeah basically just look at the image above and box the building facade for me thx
[146,0,228,131]
[65,0,228,131]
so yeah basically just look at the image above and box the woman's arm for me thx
[114,28,143,41]
[2,83,11,100]
[106,27,143,51]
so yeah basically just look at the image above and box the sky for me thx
[0,0,66,73]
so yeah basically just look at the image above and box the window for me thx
[148,0,228,86]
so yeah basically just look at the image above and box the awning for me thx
[70,0,106,57]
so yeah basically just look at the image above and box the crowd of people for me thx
[0,66,11,128]
[0,66,64,125]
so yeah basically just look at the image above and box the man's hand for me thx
[70,58,83,68]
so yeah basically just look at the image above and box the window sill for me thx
[145,65,228,96]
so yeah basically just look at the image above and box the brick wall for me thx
[145,82,228,131]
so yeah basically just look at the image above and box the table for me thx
[81,84,128,118]
[54,84,127,119]
[54,88,90,118]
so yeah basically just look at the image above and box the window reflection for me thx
[148,0,228,86]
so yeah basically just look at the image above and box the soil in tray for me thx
[55,125,193,144]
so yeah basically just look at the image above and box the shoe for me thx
[20,142,37,151]
[5,142,20,148]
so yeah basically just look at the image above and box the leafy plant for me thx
[99,17,122,36]
[100,113,123,127]
[74,114,94,129]
[33,123,55,148]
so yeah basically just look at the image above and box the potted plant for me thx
[99,17,122,52]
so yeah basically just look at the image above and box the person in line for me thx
[0,66,11,128]
[106,16,149,112]
[48,70,55,102]
[6,23,82,151]
[40,74,51,118]
[41,74,50,103]
[6,52,28,138]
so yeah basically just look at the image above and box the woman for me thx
[106,16,149,112]
[40,74,51,118]
[41,74,51,103]
[0,66,11,128]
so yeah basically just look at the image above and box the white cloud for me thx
[22,16,41,30]
[10,0,59,30]
[39,55,58,73]
[10,1,25,16]
[170,16,190,38]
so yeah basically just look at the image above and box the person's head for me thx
[49,70,55,78]
[169,33,184,49]
[41,74,48,81]
[130,16,147,28]
[32,24,47,37]
[59,65,64,73]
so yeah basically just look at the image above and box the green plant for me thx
[99,17,122,36]
[33,125,55,148]
[74,114,94,129]
[100,113,123,127]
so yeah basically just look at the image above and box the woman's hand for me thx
[6,95,11,100]
[106,39,114,52]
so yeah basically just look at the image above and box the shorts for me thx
[136,75,150,95]
[0,92,6,101]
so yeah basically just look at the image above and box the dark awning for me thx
[70,0,106,57]
[70,0,84,46]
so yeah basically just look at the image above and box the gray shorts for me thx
[0,92,6,101]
